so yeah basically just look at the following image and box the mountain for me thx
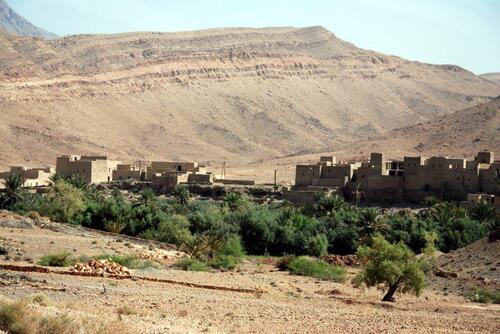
[0,0,57,39]
[0,26,499,168]
[481,72,500,84]
[305,96,500,161]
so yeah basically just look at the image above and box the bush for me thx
[217,235,245,258]
[39,180,85,224]
[209,255,238,270]
[276,255,295,271]
[238,205,278,254]
[465,286,500,304]
[439,218,488,252]
[38,252,75,267]
[173,258,210,272]
[141,214,192,246]
[0,300,36,334]
[94,255,159,270]
[286,256,345,282]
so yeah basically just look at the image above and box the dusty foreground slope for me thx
[0,26,499,168]
[1,211,499,333]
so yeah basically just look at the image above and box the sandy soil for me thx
[1,214,499,333]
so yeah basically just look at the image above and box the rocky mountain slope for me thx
[0,26,499,168]
[0,0,57,39]
[481,73,500,84]
[331,96,500,159]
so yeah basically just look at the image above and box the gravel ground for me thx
[1,221,499,333]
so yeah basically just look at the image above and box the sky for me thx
[8,0,500,74]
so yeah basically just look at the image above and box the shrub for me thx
[325,221,358,255]
[286,256,345,282]
[209,255,238,270]
[465,286,500,304]
[276,255,295,271]
[384,214,437,253]
[173,258,210,272]
[39,180,85,224]
[141,214,191,246]
[439,218,488,252]
[38,252,75,267]
[353,234,435,301]
[238,205,278,254]
[0,300,35,334]
[304,234,328,257]
[217,235,245,258]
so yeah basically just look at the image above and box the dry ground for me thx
[0,216,499,333]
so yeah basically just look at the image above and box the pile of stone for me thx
[321,254,360,267]
[70,259,132,276]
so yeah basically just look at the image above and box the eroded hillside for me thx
[0,26,499,167]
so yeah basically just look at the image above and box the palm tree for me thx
[468,201,496,224]
[357,208,388,243]
[0,173,25,209]
[314,193,346,216]
[173,185,189,206]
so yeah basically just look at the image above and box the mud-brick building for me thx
[0,166,55,188]
[287,151,500,204]
[56,155,121,184]
[112,164,144,181]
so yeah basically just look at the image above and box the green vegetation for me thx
[173,258,211,272]
[353,234,436,301]
[2,179,498,259]
[465,286,500,304]
[282,256,345,282]
[38,252,76,267]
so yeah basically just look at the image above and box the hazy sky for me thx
[8,0,500,74]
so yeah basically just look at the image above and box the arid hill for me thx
[231,98,500,184]
[0,26,499,168]
[481,73,500,84]
[0,0,57,39]
[333,96,500,159]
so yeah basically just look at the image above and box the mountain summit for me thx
[0,0,57,39]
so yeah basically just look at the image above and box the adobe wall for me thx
[112,170,142,181]
[188,173,213,184]
[295,165,320,187]
[320,165,352,180]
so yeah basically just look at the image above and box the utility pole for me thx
[220,161,226,180]
[274,169,277,192]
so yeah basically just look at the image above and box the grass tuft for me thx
[37,252,75,267]
[173,258,210,272]
[465,286,500,304]
[285,256,346,282]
